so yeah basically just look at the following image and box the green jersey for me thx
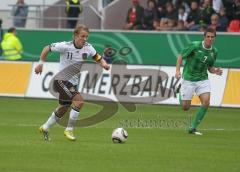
[181,41,218,81]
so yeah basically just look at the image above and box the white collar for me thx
[202,41,212,50]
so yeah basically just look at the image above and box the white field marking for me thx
[0,123,240,131]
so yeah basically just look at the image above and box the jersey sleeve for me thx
[88,44,102,62]
[49,42,68,53]
[180,42,197,59]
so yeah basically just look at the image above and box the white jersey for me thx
[50,41,97,85]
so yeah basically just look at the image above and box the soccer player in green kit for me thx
[175,28,223,135]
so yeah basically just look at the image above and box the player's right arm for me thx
[35,45,50,75]
[175,42,197,79]
[175,55,183,79]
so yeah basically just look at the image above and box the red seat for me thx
[228,20,240,32]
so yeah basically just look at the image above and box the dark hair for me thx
[7,27,16,33]
[204,27,216,37]
[178,5,185,11]
[147,0,156,7]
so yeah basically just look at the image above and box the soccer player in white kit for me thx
[35,24,110,141]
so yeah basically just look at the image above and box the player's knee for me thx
[182,105,190,111]
[73,100,84,109]
[55,105,70,117]
[72,94,84,109]
[72,101,83,112]
[202,101,210,108]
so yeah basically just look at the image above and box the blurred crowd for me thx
[123,0,240,32]
[1,0,240,32]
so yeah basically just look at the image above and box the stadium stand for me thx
[0,0,239,31]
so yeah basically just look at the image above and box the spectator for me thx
[142,0,158,30]
[199,23,208,32]
[158,2,178,30]
[208,13,226,31]
[227,0,240,32]
[123,0,144,30]
[65,0,83,29]
[173,20,186,30]
[156,0,168,20]
[11,0,28,27]
[218,7,229,30]
[198,0,216,26]
[184,1,200,30]
[169,5,188,31]
[178,6,188,22]
[223,0,235,21]
[1,27,23,60]
[232,0,240,20]
[212,0,223,13]
[174,0,191,14]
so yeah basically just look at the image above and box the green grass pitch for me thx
[0,97,240,172]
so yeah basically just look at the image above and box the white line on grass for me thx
[0,123,240,131]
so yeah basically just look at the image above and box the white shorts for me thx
[180,79,211,100]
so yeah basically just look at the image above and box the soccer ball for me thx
[111,128,128,143]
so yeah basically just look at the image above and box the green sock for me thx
[191,106,208,129]
[178,93,182,105]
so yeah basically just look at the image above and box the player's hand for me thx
[215,68,223,76]
[35,64,43,74]
[100,59,110,70]
[175,70,181,79]
[103,63,110,70]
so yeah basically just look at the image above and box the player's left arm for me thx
[92,53,110,70]
[208,49,222,76]
[208,67,223,76]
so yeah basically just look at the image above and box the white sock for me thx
[42,112,60,131]
[66,108,79,131]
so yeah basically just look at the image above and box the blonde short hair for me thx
[73,24,89,36]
